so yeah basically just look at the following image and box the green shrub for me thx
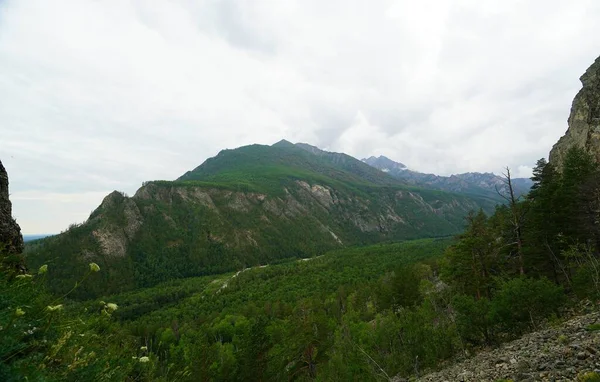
[490,277,565,334]
[572,266,600,300]
[586,323,600,331]
[578,371,600,382]
[452,294,495,345]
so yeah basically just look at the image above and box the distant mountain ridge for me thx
[362,155,408,172]
[362,155,533,200]
[23,234,53,242]
[25,141,497,298]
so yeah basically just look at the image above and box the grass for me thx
[585,323,600,331]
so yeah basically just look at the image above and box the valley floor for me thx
[411,306,600,382]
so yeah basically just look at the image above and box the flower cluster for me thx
[89,263,100,272]
[99,301,118,316]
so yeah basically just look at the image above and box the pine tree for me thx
[442,209,497,299]
[524,158,564,282]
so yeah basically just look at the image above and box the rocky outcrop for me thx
[550,55,600,169]
[0,160,23,255]
[90,191,143,258]
[415,307,600,382]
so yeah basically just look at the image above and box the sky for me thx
[1,0,600,234]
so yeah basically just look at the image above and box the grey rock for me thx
[537,363,548,371]
[550,55,600,170]
[517,360,531,372]
[0,160,24,256]
[413,311,600,382]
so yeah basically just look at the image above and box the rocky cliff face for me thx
[549,55,600,169]
[0,160,23,255]
[25,178,481,297]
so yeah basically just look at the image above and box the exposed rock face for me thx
[550,55,600,169]
[414,308,600,382]
[0,160,23,254]
[90,191,143,258]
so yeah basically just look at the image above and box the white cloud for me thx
[11,191,110,235]
[1,0,599,233]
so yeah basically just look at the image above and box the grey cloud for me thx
[1,0,600,233]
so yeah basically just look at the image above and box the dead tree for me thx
[496,167,526,275]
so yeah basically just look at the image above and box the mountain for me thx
[25,142,488,298]
[179,140,405,188]
[550,55,600,169]
[362,155,533,200]
[362,155,408,172]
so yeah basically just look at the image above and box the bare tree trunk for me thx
[498,167,525,275]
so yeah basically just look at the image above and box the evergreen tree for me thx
[524,158,564,281]
[442,209,497,299]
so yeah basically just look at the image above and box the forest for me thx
[2,146,600,381]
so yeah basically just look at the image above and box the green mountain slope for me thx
[178,141,404,191]
[25,142,487,298]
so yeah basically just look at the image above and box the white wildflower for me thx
[105,303,118,312]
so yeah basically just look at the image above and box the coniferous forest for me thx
[3,145,600,380]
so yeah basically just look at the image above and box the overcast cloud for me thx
[1,0,600,234]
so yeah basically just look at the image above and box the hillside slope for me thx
[25,143,486,298]
[416,308,600,382]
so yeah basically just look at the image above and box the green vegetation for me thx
[0,255,157,381]
[178,143,402,192]
[6,238,456,381]
[579,372,600,382]
[585,323,600,331]
[25,143,487,299]
[8,145,600,380]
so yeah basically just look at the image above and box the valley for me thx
[24,141,494,299]
[3,45,600,382]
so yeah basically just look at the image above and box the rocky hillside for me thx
[550,55,600,170]
[414,307,600,382]
[362,155,533,200]
[0,160,23,256]
[25,143,488,298]
[410,53,600,382]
